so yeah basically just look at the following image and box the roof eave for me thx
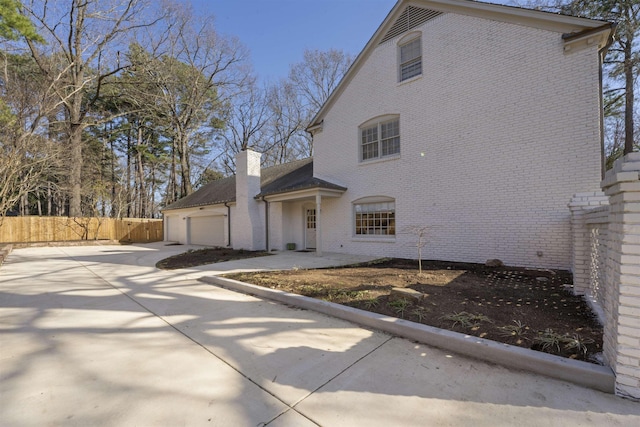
[562,22,616,54]
[256,184,347,200]
[161,198,236,213]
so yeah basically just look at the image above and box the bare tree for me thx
[265,79,312,163]
[125,2,249,201]
[0,51,64,220]
[216,80,272,174]
[271,48,354,158]
[20,0,164,216]
[404,225,430,275]
[288,48,354,114]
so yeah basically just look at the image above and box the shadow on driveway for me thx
[1,244,639,426]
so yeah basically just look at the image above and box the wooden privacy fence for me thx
[0,217,163,244]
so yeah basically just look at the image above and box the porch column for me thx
[316,193,322,256]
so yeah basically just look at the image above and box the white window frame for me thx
[353,197,396,237]
[398,33,422,82]
[359,116,400,162]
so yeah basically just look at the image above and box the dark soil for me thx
[224,258,603,363]
[156,247,271,270]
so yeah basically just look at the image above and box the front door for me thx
[305,208,316,249]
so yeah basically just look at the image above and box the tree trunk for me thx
[179,135,192,197]
[126,126,132,217]
[67,2,87,217]
[110,137,117,218]
[623,34,635,154]
[47,182,51,216]
[68,123,83,216]
[137,126,147,218]
[168,138,178,205]
[151,165,156,218]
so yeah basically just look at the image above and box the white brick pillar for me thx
[234,150,263,251]
[601,153,640,399]
[315,193,323,257]
[569,192,608,295]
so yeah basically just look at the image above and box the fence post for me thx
[601,153,640,400]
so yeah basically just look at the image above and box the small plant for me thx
[389,298,411,318]
[324,289,339,301]
[299,284,322,297]
[498,320,528,339]
[362,297,380,309]
[441,311,491,329]
[534,329,564,353]
[564,333,594,356]
[339,290,367,299]
[410,306,430,322]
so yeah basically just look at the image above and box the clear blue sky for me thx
[190,0,514,83]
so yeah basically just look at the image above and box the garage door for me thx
[165,215,181,242]
[189,216,225,246]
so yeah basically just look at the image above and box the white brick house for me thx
[163,0,614,270]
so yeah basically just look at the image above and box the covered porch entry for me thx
[262,187,345,256]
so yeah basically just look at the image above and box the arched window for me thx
[359,115,400,162]
[398,32,422,82]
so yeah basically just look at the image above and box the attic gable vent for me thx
[380,6,442,44]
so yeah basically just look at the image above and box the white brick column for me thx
[269,202,284,251]
[316,193,323,257]
[234,150,263,250]
[569,192,608,295]
[601,153,640,399]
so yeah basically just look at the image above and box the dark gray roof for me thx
[162,158,346,211]
[256,160,347,198]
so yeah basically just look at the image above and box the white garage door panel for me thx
[166,216,181,242]
[190,216,225,246]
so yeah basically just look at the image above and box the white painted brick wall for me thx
[313,13,602,269]
[600,155,640,399]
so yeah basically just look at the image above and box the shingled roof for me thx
[162,158,346,211]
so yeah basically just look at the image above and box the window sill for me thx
[352,237,396,243]
[397,74,422,86]
[359,154,400,166]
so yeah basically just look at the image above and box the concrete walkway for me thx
[1,243,639,426]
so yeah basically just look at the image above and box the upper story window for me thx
[360,117,400,162]
[399,36,421,82]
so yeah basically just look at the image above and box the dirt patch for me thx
[225,259,603,363]
[156,247,271,270]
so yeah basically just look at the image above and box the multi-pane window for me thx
[354,202,396,236]
[360,118,400,161]
[361,126,379,161]
[381,120,400,156]
[399,38,421,81]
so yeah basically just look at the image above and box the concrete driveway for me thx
[1,243,639,426]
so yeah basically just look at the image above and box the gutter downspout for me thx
[224,202,231,247]
[261,197,269,251]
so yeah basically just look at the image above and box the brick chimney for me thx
[233,149,264,250]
